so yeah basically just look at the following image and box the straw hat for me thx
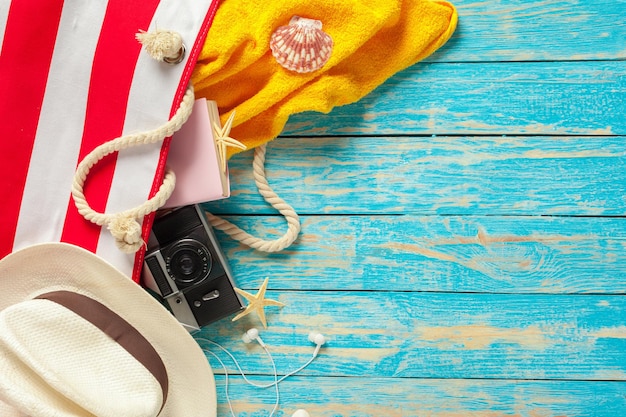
[0,243,216,417]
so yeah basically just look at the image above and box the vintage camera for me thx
[143,204,243,330]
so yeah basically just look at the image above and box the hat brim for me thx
[0,243,216,417]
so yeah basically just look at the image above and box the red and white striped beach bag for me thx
[0,0,219,282]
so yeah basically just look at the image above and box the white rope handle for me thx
[71,85,195,253]
[205,143,301,252]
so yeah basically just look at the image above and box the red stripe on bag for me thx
[0,0,64,258]
[60,0,160,251]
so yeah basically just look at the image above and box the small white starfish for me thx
[212,110,247,174]
[231,277,286,329]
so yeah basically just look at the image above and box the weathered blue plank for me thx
[430,0,626,62]
[206,215,626,294]
[195,292,626,380]
[204,136,626,215]
[209,376,626,417]
[281,61,626,136]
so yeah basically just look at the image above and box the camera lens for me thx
[165,239,212,286]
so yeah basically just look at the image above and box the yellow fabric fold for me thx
[192,0,457,156]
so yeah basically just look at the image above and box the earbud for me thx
[242,328,266,347]
[308,331,326,346]
[241,328,258,343]
[292,409,310,417]
[308,331,326,357]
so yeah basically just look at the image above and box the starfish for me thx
[212,110,247,174]
[231,277,285,329]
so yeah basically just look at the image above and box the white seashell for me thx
[270,16,333,73]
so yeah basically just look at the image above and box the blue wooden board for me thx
[211,377,626,417]
[205,136,626,215]
[194,0,626,415]
[198,291,626,379]
[282,62,626,136]
[427,0,626,62]
[198,215,626,293]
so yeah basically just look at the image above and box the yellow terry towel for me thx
[192,0,457,156]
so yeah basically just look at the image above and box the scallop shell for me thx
[270,16,333,73]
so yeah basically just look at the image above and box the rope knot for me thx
[108,214,144,253]
[136,29,185,64]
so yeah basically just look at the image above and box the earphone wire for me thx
[196,337,318,388]
[260,343,280,417]
[201,348,236,417]
[196,337,281,417]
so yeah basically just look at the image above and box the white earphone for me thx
[196,328,327,417]
[308,331,326,357]
[243,328,325,350]
[242,327,265,346]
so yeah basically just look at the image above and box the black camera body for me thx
[143,204,243,330]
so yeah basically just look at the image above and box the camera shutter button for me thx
[201,290,220,302]
[193,290,219,307]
